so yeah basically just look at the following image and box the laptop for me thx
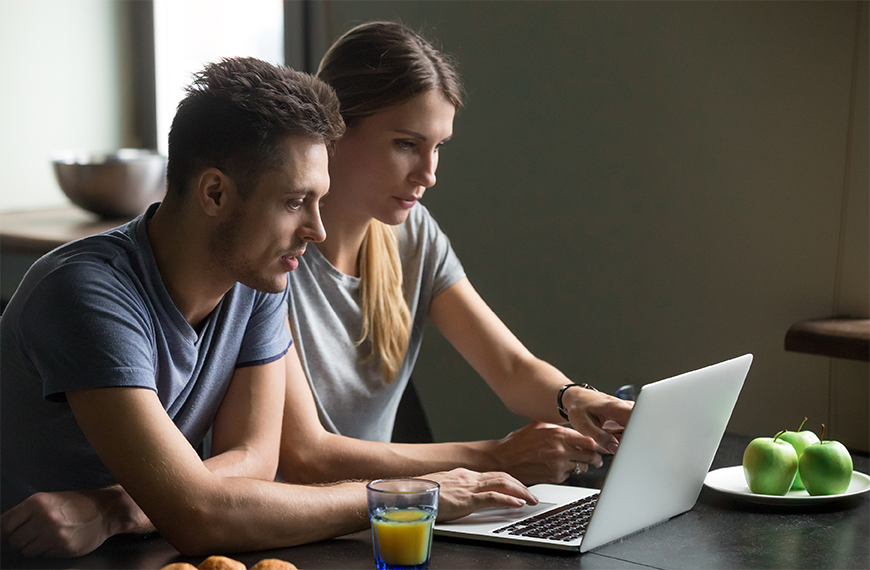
[434,353,753,553]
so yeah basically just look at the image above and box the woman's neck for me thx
[316,203,372,277]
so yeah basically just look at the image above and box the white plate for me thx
[704,465,870,505]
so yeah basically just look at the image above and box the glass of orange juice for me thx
[366,478,440,570]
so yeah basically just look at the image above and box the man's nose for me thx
[299,207,327,243]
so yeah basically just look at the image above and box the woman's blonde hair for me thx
[317,21,464,382]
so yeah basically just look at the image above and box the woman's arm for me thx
[278,325,604,486]
[428,278,634,454]
[279,345,485,481]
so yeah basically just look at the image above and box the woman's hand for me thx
[562,388,634,455]
[425,468,538,522]
[492,421,604,485]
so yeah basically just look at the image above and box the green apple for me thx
[779,417,820,490]
[743,430,798,495]
[799,424,853,496]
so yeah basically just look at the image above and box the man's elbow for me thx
[156,508,225,555]
[142,486,243,555]
[165,532,218,557]
[277,444,331,484]
[156,506,257,556]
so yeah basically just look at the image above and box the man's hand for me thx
[0,487,151,557]
[426,468,538,522]
[492,421,603,485]
[563,389,634,455]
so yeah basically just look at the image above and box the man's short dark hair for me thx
[166,57,345,198]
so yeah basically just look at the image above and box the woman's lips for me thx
[395,196,420,209]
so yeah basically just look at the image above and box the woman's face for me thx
[327,89,456,226]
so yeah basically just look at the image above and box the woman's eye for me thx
[397,140,415,150]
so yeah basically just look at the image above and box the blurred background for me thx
[1,0,867,451]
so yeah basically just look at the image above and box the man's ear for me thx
[196,168,235,216]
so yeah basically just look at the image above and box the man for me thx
[0,57,536,557]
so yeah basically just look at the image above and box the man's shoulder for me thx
[38,221,140,270]
[29,231,141,291]
[6,221,151,325]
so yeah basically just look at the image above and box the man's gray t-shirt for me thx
[0,204,292,512]
[287,204,465,442]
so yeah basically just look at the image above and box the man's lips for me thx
[281,249,305,271]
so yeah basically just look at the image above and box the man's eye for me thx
[287,200,304,211]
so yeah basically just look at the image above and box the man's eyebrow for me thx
[285,187,316,196]
[286,188,329,200]
[395,129,453,143]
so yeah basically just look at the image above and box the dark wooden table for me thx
[3,433,867,570]
[0,206,129,257]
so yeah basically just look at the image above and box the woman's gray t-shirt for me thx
[286,204,465,442]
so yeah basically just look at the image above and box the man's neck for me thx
[146,202,233,329]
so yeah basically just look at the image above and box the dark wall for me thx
[313,1,869,450]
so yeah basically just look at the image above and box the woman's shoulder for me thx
[396,202,460,269]
[398,202,443,242]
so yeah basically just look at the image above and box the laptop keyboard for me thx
[492,494,599,542]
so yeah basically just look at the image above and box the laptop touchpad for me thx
[450,502,558,526]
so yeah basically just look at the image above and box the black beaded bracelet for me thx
[557,383,599,421]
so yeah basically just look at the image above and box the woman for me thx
[279,21,632,485]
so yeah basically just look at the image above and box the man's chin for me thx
[239,273,287,294]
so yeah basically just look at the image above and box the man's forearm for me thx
[94,442,282,539]
[157,477,370,555]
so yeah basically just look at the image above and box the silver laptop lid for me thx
[580,353,752,552]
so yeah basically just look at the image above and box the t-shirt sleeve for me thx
[21,263,158,402]
[417,205,466,298]
[235,285,292,368]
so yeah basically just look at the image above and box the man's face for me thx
[210,136,329,293]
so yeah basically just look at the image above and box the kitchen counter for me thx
[785,317,870,361]
[0,205,131,257]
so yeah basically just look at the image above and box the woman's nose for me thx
[409,154,438,189]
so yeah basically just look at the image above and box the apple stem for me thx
[774,429,787,443]
[820,423,826,443]
[798,416,808,431]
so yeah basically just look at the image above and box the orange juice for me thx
[371,507,435,568]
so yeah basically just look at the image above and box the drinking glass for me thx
[366,478,440,570]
